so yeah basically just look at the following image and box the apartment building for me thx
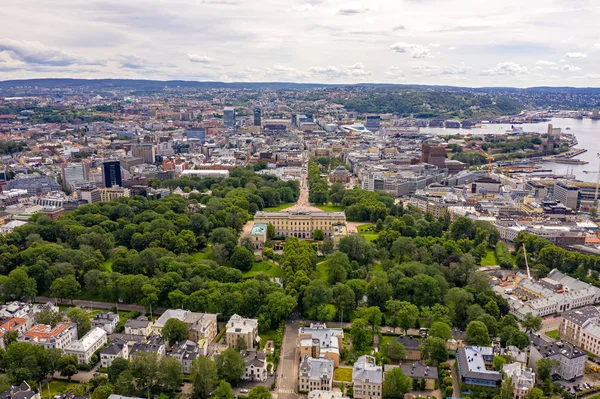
[129,335,166,359]
[503,363,535,399]
[352,355,383,399]
[124,318,153,336]
[152,310,218,343]
[0,318,31,349]
[65,327,108,364]
[100,341,129,368]
[529,333,586,380]
[298,323,344,367]
[398,362,438,390]
[225,314,259,349]
[559,306,600,357]
[241,349,268,382]
[18,323,78,350]
[396,336,422,361]
[456,346,502,388]
[168,340,202,374]
[299,355,334,392]
[92,312,119,334]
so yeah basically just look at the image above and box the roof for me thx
[154,309,216,330]
[400,361,439,380]
[298,324,343,355]
[456,347,502,382]
[563,306,600,326]
[65,327,107,352]
[502,362,535,390]
[19,322,75,344]
[100,342,125,356]
[125,318,152,329]
[251,223,268,236]
[396,336,421,350]
[352,355,382,384]
[307,391,344,399]
[226,314,258,334]
[241,349,266,368]
[529,333,586,360]
[0,383,36,399]
[300,355,334,381]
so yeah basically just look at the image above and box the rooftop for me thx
[352,355,382,384]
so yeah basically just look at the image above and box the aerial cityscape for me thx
[4,2,600,399]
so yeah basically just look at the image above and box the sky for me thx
[1,0,600,87]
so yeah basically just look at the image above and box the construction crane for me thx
[479,150,494,176]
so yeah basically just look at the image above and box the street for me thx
[277,319,300,399]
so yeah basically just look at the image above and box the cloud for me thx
[188,54,215,63]
[448,47,457,51]
[338,4,369,15]
[115,54,160,69]
[310,62,371,77]
[200,0,240,4]
[481,62,528,76]
[593,43,600,51]
[411,62,472,76]
[565,52,587,59]
[392,25,406,31]
[385,66,404,77]
[292,3,316,11]
[442,62,472,74]
[563,64,581,72]
[0,38,95,67]
[390,42,435,58]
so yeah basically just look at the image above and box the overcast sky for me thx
[1,0,599,87]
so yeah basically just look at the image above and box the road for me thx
[277,319,300,399]
[448,359,461,398]
[35,296,166,315]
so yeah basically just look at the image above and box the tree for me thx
[114,370,135,396]
[266,224,276,240]
[58,355,78,382]
[50,275,81,302]
[190,357,218,399]
[158,356,183,392]
[429,321,452,341]
[235,336,247,351]
[216,348,245,384]
[162,318,189,346]
[327,251,349,285]
[350,318,371,353]
[536,358,559,382]
[466,321,491,346]
[494,377,514,399]
[3,268,37,301]
[385,341,406,362]
[36,309,61,328]
[522,313,542,333]
[388,301,419,334]
[3,330,18,348]
[507,331,531,350]
[493,355,506,371]
[248,386,272,399]
[108,358,130,384]
[321,238,334,255]
[383,368,411,399]
[214,381,234,399]
[230,246,255,271]
[525,388,545,399]
[421,337,448,365]
[67,307,91,339]
[91,384,115,399]
[313,229,324,241]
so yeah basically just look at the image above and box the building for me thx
[223,107,236,128]
[103,161,122,188]
[365,115,381,130]
[92,312,119,334]
[528,333,585,380]
[168,340,202,374]
[398,362,439,390]
[129,335,166,359]
[421,144,446,169]
[502,363,535,399]
[100,341,129,368]
[241,349,268,382]
[559,306,600,357]
[298,323,344,367]
[455,346,502,387]
[78,187,101,204]
[18,323,78,350]
[186,129,206,141]
[353,355,383,399]
[253,209,347,240]
[99,187,130,202]
[152,310,218,343]
[62,163,88,188]
[553,181,580,210]
[124,318,153,337]
[307,391,343,399]
[299,355,334,392]
[0,382,40,399]
[226,314,259,349]
[253,108,261,126]
[65,327,108,364]
[131,144,156,164]
[396,336,422,361]
[329,166,352,184]
[249,223,268,250]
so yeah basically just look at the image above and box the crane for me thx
[479,150,494,176]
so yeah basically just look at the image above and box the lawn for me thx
[315,204,343,212]
[334,367,353,382]
[480,248,498,266]
[191,246,213,261]
[358,224,378,242]
[102,259,113,272]
[41,380,79,399]
[259,329,278,349]
[264,203,295,211]
[243,260,283,278]
[316,262,329,282]
[546,329,559,340]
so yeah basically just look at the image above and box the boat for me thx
[566,127,571,130]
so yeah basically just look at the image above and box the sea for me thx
[420,118,600,183]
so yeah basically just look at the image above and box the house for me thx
[298,323,344,367]
[503,363,535,399]
[456,346,502,388]
[100,341,129,368]
[18,323,78,350]
[0,318,31,349]
[92,312,119,334]
[241,349,268,382]
[299,355,334,392]
[226,314,259,349]
[396,336,422,361]
[65,327,108,364]
[528,333,585,381]
[352,355,383,399]
[496,345,528,365]
[129,335,166,359]
[0,382,40,399]
[168,340,201,374]
[399,362,439,390]
[124,318,153,337]
[152,310,217,342]
[0,302,33,319]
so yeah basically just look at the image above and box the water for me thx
[420,118,600,183]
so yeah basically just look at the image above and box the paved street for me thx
[277,319,300,399]
[448,359,461,399]
[35,296,166,314]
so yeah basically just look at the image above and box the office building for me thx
[299,355,334,392]
[456,346,502,387]
[223,107,235,128]
[365,115,381,130]
[298,323,344,367]
[62,163,88,188]
[186,129,206,141]
[99,187,130,202]
[553,181,580,210]
[131,144,156,164]
[559,306,600,357]
[421,144,446,169]
[352,355,383,399]
[78,187,101,204]
[18,323,78,350]
[253,108,261,126]
[103,161,122,188]
[529,333,585,380]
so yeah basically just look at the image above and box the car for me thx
[570,391,576,396]
[240,389,249,394]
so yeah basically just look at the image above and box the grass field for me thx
[357,224,378,242]
[546,329,559,340]
[334,367,353,382]
[264,203,295,212]
[259,329,278,349]
[316,262,329,282]
[243,260,283,278]
[480,248,498,266]
[41,381,79,399]
[315,204,343,212]
[191,246,213,261]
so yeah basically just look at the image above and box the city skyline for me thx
[0,0,600,87]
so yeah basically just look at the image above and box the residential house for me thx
[396,336,422,361]
[496,345,528,365]
[456,346,502,387]
[92,312,119,335]
[168,340,201,374]
[18,323,77,350]
[529,333,585,381]
[299,355,334,392]
[65,327,108,364]
[399,362,439,390]
[0,382,40,399]
[352,355,383,399]
[129,335,166,359]
[152,310,217,343]
[298,323,344,367]
[503,363,536,399]
[124,318,153,337]
[226,314,260,349]
[0,318,31,349]
[100,341,129,368]
[241,349,268,382]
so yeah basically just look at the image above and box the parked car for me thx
[240,389,249,394]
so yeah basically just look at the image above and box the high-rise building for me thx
[223,107,236,128]
[102,161,122,188]
[553,181,580,210]
[253,108,261,126]
[62,163,88,188]
[365,115,381,129]
[186,129,206,141]
[131,144,156,164]
[421,144,447,169]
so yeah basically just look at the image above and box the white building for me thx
[92,312,119,334]
[18,323,78,350]
[529,333,585,381]
[100,341,129,368]
[241,349,268,382]
[124,318,153,336]
[65,327,108,364]
[299,355,334,392]
[226,314,260,349]
[503,363,535,399]
[352,355,383,399]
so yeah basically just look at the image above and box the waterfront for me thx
[422,118,600,183]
